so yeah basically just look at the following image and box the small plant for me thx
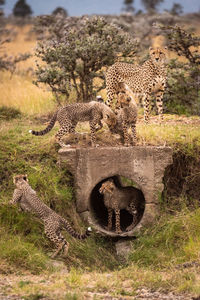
[0,105,21,120]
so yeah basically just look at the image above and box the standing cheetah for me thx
[106,47,168,122]
[10,174,91,258]
[29,101,116,148]
[99,179,140,233]
[115,83,138,146]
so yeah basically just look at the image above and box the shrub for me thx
[156,24,200,115]
[34,15,138,104]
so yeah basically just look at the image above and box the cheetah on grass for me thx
[10,174,91,258]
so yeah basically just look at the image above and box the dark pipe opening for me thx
[90,175,145,233]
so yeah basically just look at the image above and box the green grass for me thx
[128,208,200,269]
[0,114,200,298]
[0,117,119,273]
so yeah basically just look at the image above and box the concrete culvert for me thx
[58,146,173,237]
[89,175,145,237]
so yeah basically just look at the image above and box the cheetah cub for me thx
[10,174,91,258]
[108,83,138,146]
[99,179,139,233]
[29,101,117,148]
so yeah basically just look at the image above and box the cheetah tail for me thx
[62,218,92,239]
[29,111,57,136]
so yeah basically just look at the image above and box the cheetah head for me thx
[149,46,167,64]
[99,179,115,194]
[104,112,117,129]
[116,92,131,109]
[13,174,28,186]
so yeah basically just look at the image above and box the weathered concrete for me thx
[58,146,172,237]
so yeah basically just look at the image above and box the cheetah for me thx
[112,83,138,146]
[29,101,117,148]
[10,174,92,258]
[99,179,141,233]
[105,46,168,122]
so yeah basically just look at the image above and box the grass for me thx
[0,22,200,299]
[0,71,55,115]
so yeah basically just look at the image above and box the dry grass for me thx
[0,71,55,114]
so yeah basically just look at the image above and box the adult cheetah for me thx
[105,46,168,122]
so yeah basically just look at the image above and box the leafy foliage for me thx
[34,15,138,103]
[141,0,164,13]
[122,0,135,13]
[13,0,33,17]
[52,7,68,17]
[156,24,200,115]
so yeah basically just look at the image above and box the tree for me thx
[52,7,68,17]
[0,0,5,16]
[34,15,138,104]
[13,0,32,17]
[169,3,183,15]
[122,0,135,13]
[141,0,164,13]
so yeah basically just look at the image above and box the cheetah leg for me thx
[115,208,122,234]
[144,93,151,123]
[106,208,113,231]
[44,223,69,258]
[105,73,119,108]
[131,123,137,146]
[155,90,164,122]
[95,120,103,131]
[126,202,138,231]
[55,125,71,148]
[122,120,130,147]
[89,120,98,147]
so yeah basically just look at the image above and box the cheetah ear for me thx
[106,114,110,119]
[164,46,168,50]
[13,175,17,184]
[23,174,28,181]
[149,46,153,51]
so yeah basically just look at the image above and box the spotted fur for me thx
[10,174,91,258]
[30,101,117,147]
[106,47,167,122]
[99,179,140,233]
[114,83,137,146]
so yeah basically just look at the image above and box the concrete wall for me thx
[58,146,172,237]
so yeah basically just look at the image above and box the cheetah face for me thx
[116,92,131,109]
[13,174,28,185]
[149,47,167,64]
[104,112,117,129]
[99,180,115,194]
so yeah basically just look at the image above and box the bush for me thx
[156,24,200,115]
[34,15,138,104]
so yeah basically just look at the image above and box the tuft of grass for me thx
[0,105,22,120]
[0,229,49,274]
[128,208,200,269]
